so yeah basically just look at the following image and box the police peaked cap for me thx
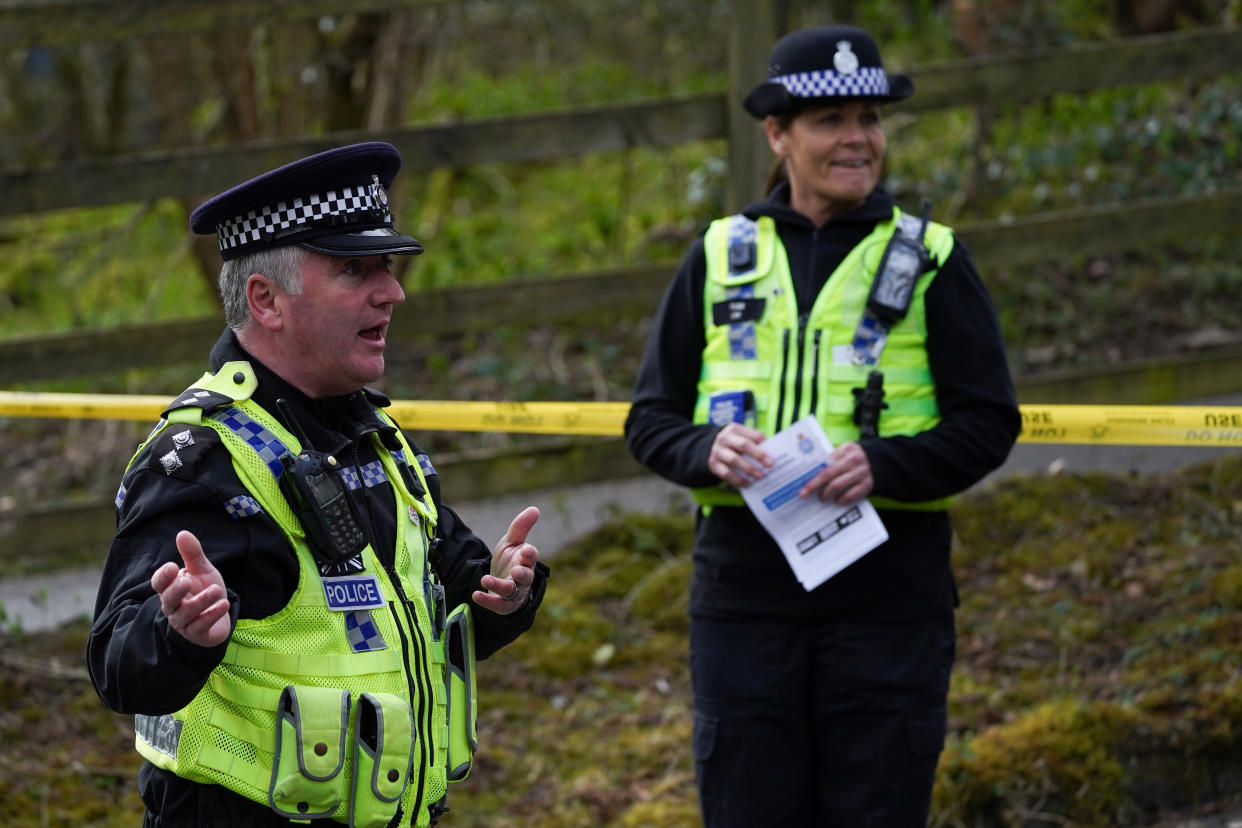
[189,141,423,261]
[743,25,914,118]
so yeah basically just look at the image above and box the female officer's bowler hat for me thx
[743,25,914,118]
[189,141,423,262]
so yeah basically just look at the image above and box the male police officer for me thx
[87,142,549,827]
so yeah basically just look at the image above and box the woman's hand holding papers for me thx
[708,423,774,487]
[799,441,874,505]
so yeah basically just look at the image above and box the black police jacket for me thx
[625,184,1020,623]
[86,328,548,826]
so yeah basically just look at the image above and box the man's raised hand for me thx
[475,506,541,615]
[150,530,232,647]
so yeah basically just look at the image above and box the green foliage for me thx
[0,199,212,338]
[975,75,1242,216]
[414,57,721,121]
[850,0,960,61]
[400,141,722,292]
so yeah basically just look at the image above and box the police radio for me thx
[275,399,368,567]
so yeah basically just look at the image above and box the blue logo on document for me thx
[322,574,385,612]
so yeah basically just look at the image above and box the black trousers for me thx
[690,613,955,828]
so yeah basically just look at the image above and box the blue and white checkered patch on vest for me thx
[339,460,390,492]
[344,609,388,652]
[224,494,264,519]
[850,309,888,366]
[771,67,890,99]
[115,483,127,510]
[727,284,759,360]
[212,405,289,477]
[414,451,435,478]
[726,215,759,361]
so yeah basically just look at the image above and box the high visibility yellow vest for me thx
[130,361,453,828]
[691,210,956,511]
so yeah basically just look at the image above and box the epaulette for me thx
[162,360,259,425]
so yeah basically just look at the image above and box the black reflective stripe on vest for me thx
[790,313,810,427]
[808,328,823,419]
[775,329,791,430]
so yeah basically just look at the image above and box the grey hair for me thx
[218,245,308,331]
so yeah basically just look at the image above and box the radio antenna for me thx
[275,398,314,452]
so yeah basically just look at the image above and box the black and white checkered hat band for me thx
[771,67,889,99]
[216,184,390,253]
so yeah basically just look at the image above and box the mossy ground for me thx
[2,457,1241,826]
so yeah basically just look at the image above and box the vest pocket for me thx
[349,692,415,828]
[444,603,478,782]
[268,685,349,820]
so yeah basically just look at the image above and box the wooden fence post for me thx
[725,0,786,213]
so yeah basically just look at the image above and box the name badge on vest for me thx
[322,574,386,611]
[708,390,756,427]
[712,297,765,325]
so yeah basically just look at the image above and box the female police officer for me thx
[625,25,1020,827]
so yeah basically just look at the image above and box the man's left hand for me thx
[474,505,541,615]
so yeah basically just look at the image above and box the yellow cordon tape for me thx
[0,392,172,423]
[1017,405,1242,446]
[0,392,633,436]
[385,400,634,436]
[2,392,1242,446]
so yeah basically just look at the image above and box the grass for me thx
[3,455,1241,826]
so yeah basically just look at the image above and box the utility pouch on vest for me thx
[444,603,478,782]
[348,692,415,828]
[269,685,350,821]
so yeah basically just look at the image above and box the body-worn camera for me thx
[865,200,935,324]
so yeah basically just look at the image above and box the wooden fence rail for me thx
[6,186,1242,387]
[0,0,443,50]
[3,27,1241,216]
[0,95,728,217]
